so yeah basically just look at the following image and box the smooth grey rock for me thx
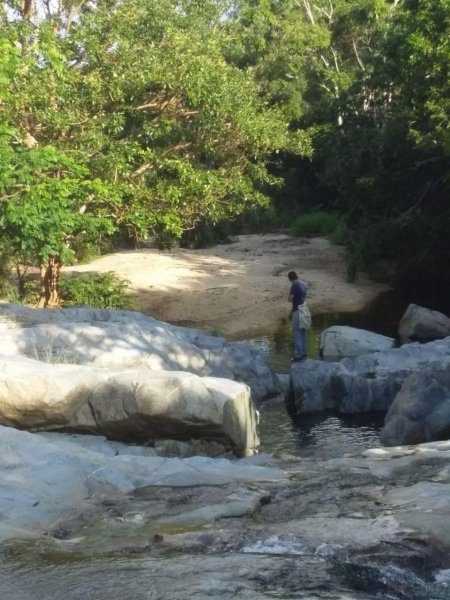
[0,425,284,544]
[157,492,265,526]
[0,303,281,402]
[320,326,394,360]
[36,432,159,457]
[333,371,402,414]
[0,355,259,457]
[287,359,344,413]
[288,337,450,414]
[380,368,450,446]
[398,303,450,345]
[275,373,290,395]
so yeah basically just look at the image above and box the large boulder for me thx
[0,303,281,402]
[398,303,450,345]
[380,368,450,446]
[0,355,259,457]
[288,337,450,414]
[320,326,394,360]
[287,359,344,413]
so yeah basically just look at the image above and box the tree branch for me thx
[293,0,315,24]
[352,39,365,71]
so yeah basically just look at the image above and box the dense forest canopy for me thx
[0,0,449,307]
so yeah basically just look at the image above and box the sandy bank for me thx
[68,233,388,339]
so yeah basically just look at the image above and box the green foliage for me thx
[329,220,350,246]
[290,211,341,237]
[59,272,137,310]
[229,0,450,303]
[180,219,235,249]
[0,273,19,303]
[1,0,449,308]
[0,0,308,287]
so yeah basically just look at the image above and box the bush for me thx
[180,219,234,249]
[0,276,19,302]
[59,272,138,310]
[290,211,339,237]
[329,219,350,245]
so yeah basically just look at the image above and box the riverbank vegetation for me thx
[0,0,449,309]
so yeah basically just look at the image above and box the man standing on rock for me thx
[288,271,307,362]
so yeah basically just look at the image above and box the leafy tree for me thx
[311,0,450,305]
[227,0,450,308]
[0,0,308,304]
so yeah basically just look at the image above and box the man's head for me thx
[288,271,298,282]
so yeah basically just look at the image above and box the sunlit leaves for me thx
[0,0,306,266]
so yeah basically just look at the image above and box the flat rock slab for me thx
[0,425,285,545]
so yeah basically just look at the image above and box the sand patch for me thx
[68,234,388,338]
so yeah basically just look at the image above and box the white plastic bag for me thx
[298,303,312,329]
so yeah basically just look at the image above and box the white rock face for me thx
[0,303,281,401]
[320,325,395,360]
[398,303,450,345]
[0,355,259,456]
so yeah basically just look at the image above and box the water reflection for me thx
[259,403,383,459]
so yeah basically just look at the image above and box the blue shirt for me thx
[290,280,306,310]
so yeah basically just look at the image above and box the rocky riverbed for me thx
[3,429,450,599]
[2,301,450,599]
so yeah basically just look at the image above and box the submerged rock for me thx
[320,325,394,360]
[4,423,450,598]
[398,303,450,345]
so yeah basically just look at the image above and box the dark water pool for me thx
[259,402,384,459]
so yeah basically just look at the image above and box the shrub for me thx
[329,219,350,245]
[290,211,339,237]
[0,276,19,302]
[180,219,233,249]
[59,272,138,310]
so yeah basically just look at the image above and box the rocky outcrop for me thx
[0,425,284,544]
[288,337,450,414]
[398,303,450,345]
[0,355,259,456]
[5,423,450,597]
[0,303,280,402]
[380,368,450,446]
[320,325,394,360]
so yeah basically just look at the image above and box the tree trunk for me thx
[36,256,62,308]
